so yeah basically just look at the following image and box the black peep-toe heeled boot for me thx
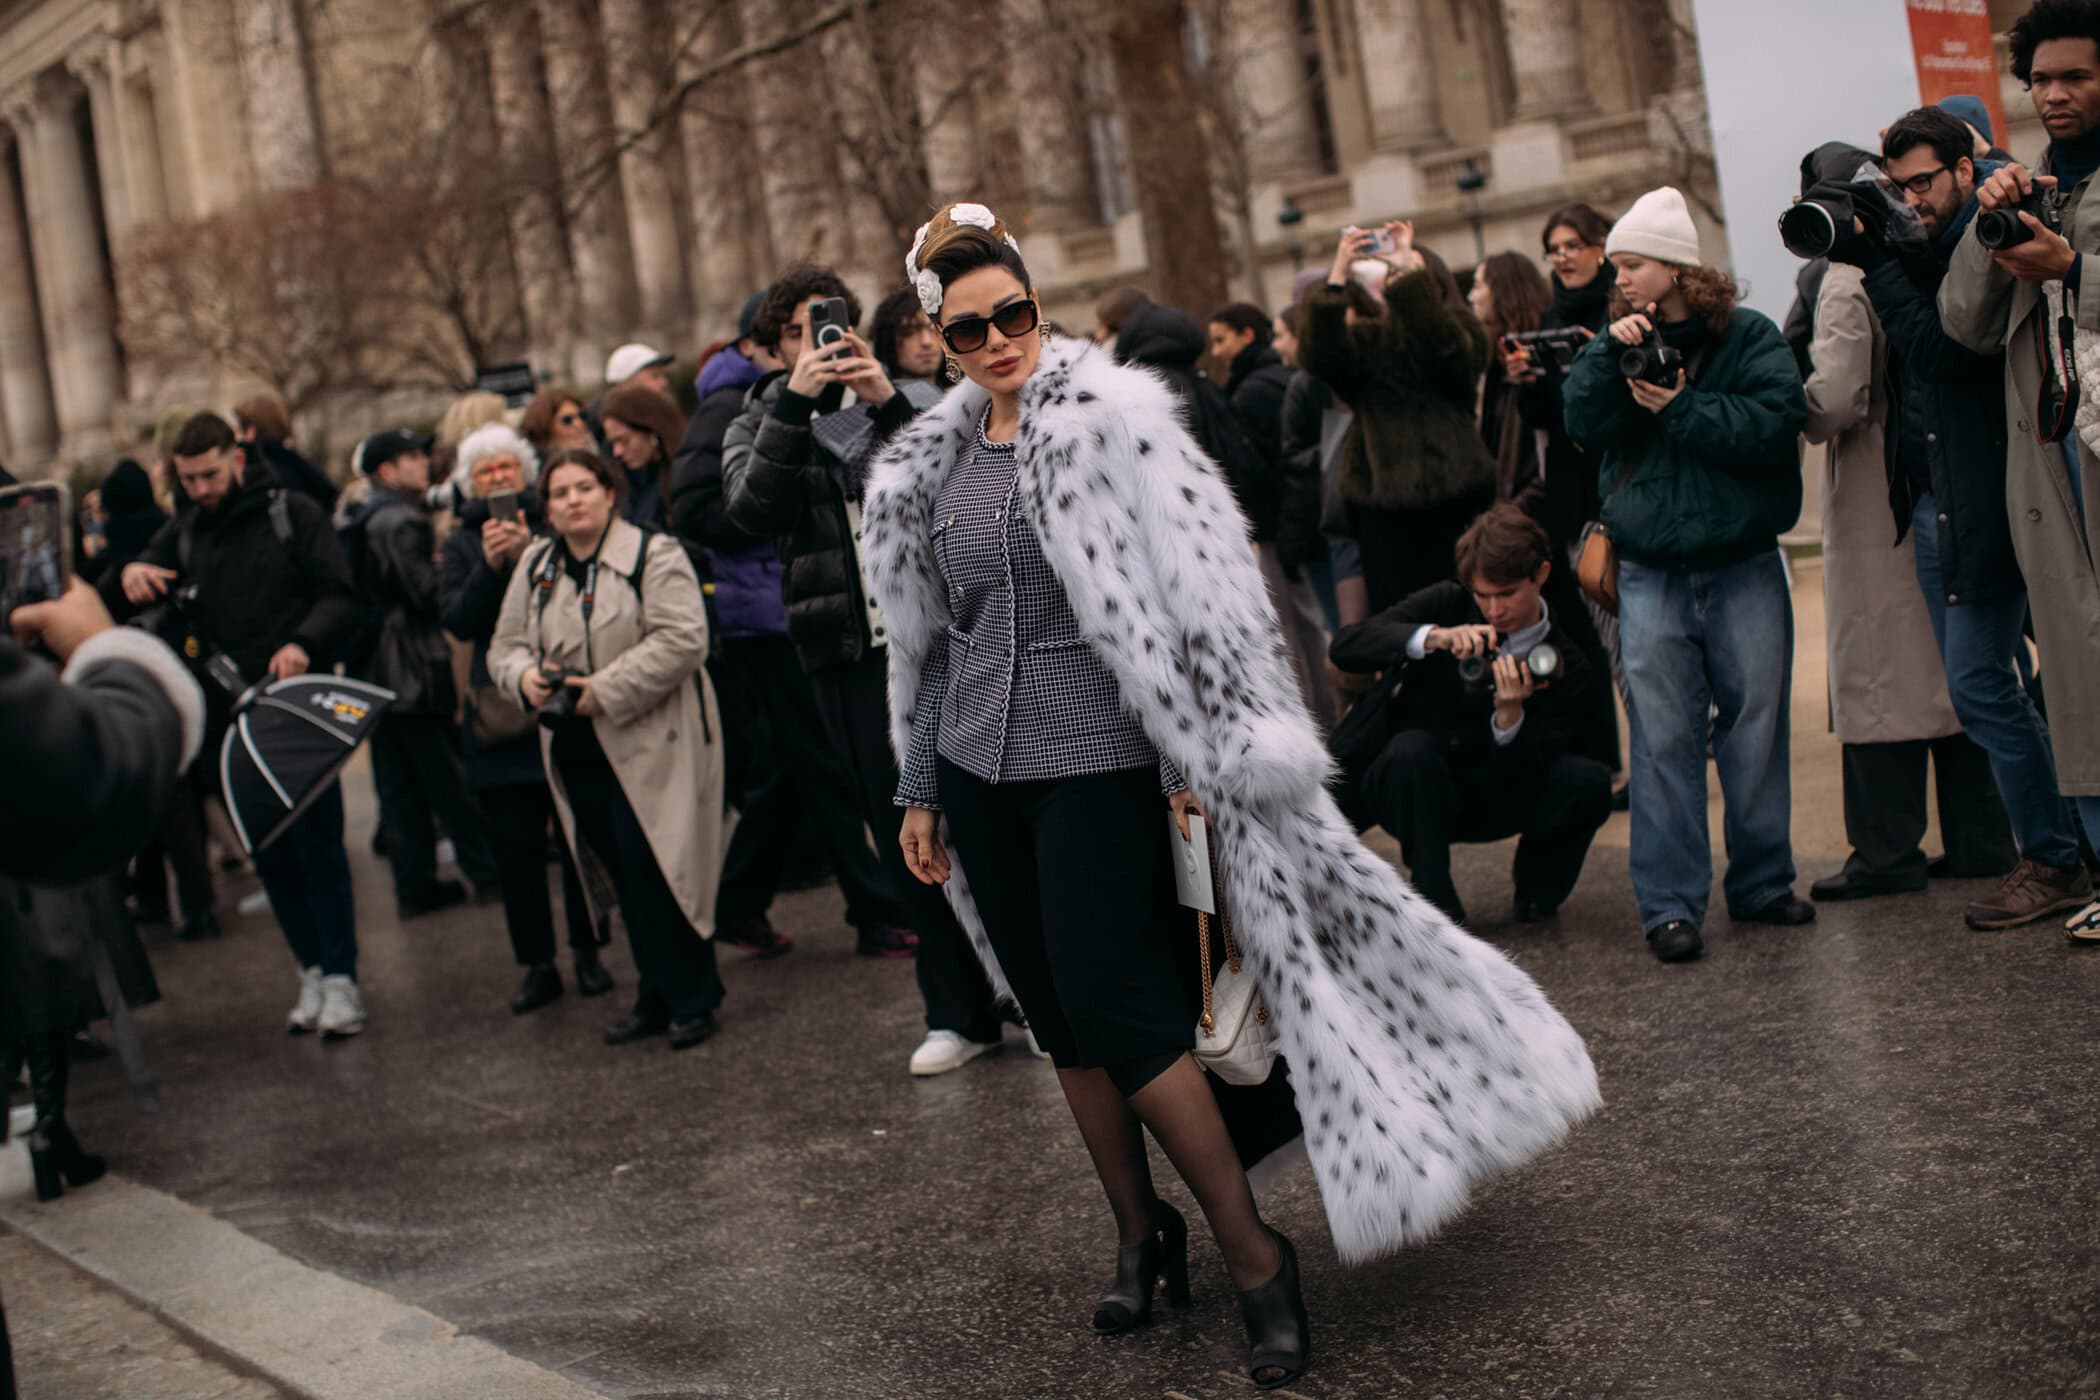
[1236,1227,1310,1390]
[1091,1201,1190,1334]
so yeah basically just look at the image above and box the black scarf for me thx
[1551,260,1616,335]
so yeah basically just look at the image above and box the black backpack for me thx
[333,494,414,674]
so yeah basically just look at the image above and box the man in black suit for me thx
[1331,504,1612,925]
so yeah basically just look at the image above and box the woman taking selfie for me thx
[1562,187,1812,964]
[487,449,725,1047]
[439,424,612,1015]
[864,202,1599,1391]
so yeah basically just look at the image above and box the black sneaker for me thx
[603,1013,668,1046]
[572,951,614,998]
[398,879,469,921]
[668,1014,719,1050]
[720,917,795,958]
[1739,894,1816,926]
[510,963,563,1015]
[1646,920,1703,963]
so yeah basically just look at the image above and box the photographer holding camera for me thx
[1562,187,1812,963]
[487,448,726,1049]
[1938,0,2100,942]
[1329,504,1612,926]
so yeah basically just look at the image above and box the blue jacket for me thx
[670,348,787,639]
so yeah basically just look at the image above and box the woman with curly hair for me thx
[1562,186,1813,965]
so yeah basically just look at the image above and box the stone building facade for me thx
[0,0,1720,477]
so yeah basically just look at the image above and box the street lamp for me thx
[1456,159,1487,263]
[1278,194,1305,272]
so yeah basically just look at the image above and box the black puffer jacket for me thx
[101,458,357,705]
[720,372,926,674]
[1115,304,1269,535]
[342,485,454,715]
[1859,238,2021,606]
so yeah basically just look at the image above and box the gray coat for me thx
[1939,164,2100,797]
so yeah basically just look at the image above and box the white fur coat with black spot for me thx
[862,336,1601,1263]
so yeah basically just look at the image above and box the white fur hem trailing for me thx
[864,336,1601,1264]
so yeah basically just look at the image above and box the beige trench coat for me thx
[1940,169,2100,797]
[487,517,724,933]
[1802,265,1960,745]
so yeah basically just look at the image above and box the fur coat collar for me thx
[863,335,1600,1263]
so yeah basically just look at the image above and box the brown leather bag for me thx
[1575,520,1621,616]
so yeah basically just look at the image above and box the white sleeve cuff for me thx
[1406,625,1435,660]
[1491,713,1523,747]
[65,626,206,771]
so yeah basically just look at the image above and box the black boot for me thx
[1237,1227,1310,1390]
[25,1032,104,1203]
[1092,1201,1189,1334]
[572,947,614,998]
[510,963,563,1015]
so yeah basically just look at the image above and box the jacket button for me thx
[2018,420,2031,433]
[2028,508,2044,521]
[1926,433,1937,444]
[1948,593,1958,603]
[1938,513,1948,524]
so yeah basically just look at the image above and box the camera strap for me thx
[2033,289,2079,445]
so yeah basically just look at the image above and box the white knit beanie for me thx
[451,422,541,495]
[1605,186,1701,267]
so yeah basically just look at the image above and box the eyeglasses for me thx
[1545,241,1592,262]
[1889,164,1950,196]
[940,299,1040,354]
[555,411,584,427]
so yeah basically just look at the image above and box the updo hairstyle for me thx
[910,203,1032,313]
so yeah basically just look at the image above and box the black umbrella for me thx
[217,674,396,854]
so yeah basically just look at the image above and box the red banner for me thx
[1908,0,2010,146]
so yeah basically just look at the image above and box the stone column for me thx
[677,4,770,331]
[1353,0,1444,152]
[0,122,59,465]
[68,49,131,238]
[1001,0,1096,230]
[1500,0,1594,121]
[233,0,324,191]
[17,81,123,455]
[113,50,171,227]
[538,0,639,359]
[485,12,579,376]
[1229,0,1320,180]
[600,0,691,341]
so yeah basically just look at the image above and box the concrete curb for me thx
[0,1145,609,1400]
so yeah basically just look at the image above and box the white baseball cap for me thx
[604,343,674,385]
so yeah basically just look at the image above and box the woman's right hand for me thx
[1608,308,1655,345]
[899,806,950,886]
[481,517,529,569]
[520,665,555,708]
[1328,227,1375,284]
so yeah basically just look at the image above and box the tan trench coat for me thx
[1941,170,2100,797]
[1802,265,1960,745]
[487,517,724,933]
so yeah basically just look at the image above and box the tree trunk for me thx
[1105,0,1230,315]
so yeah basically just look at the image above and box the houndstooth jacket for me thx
[862,335,1601,1264]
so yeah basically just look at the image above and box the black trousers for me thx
[369,713,500,905]
[810,653,1001,1040]
[1540,563,1622,771]
[1839,735,2016,882]
[1360,730,1613,923]
[554,743,722,1022]
[477,779,599,966]
[711,635,904,931]
[134,766,213,920]
[938,759,1193,1069]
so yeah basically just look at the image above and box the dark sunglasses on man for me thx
[939,299,1040,354]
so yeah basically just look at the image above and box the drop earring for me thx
[943,356,962,384]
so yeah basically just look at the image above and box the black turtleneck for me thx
[2050,124,2100,199]
[1550,259,1617,336]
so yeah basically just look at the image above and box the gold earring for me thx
[943,357,962,384]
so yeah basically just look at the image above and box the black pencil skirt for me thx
[935,758,1196,1071]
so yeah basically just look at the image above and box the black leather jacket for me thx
[344,485,455,715]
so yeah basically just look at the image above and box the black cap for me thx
[737,291,766,343]
[355,429,433,477]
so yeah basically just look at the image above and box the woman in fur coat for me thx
[863,203,1601,1391]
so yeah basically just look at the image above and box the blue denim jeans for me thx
[251,781,360,978]
[1910,493,2080,869]
[1619,552,1797,932]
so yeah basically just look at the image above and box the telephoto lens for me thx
[1526,643,1561,682]
[1778,201,1840,260]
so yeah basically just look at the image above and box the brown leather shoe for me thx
[1963,859,2092,931]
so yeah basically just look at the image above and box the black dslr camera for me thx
[1617,326,1685,387]
[536,665,589,732]
[1975,187,2065,249]
[1779,144,1929,261]
[1500,327,1590,373]
[1456,643,1561,696]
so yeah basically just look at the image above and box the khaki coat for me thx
[487,516,724,932]
[1802,265,1960,745]
[1941,168,2100,797]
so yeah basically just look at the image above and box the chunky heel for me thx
[30,1141,63,1202]
[1237,1227,1311,1391]
[1092,1201,1189,1334]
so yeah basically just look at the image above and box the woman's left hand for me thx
[1169,788,1204,843]
[1628,370,1686,414]
[565,675,602,717]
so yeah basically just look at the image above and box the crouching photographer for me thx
[487,449,727,1049]
[1329,504,1612,926]
[1562,187,1812,964]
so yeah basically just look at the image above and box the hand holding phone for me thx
[9,578,111,662]
[490,489,520,522]
[0,482,73,623]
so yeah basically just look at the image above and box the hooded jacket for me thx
[670,347,787,640]
[341,484,454,715]
[85,460,168,585]
[1222,341,1299,542]
[1114,303,1269,532]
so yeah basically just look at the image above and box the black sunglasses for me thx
[940,299,1040,354]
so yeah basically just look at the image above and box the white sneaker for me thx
[2067,899,2100,944]
[287,967,324,1034]
[909,1030,995,1077]
[317,975,366,1039]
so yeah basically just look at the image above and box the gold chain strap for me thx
[1196,824,1241,1038]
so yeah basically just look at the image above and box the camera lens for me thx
[1456,655,1488,685]
[1617,347,1651,379]
[1778,202,1838,260]
[1527,643,1561,681]
[1973,208,2032,250]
